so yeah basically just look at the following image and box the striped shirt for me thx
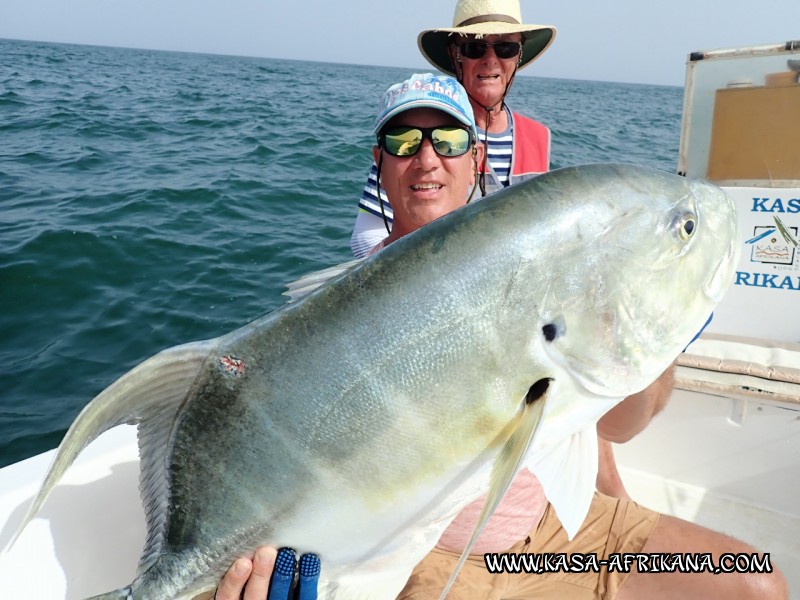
[484,126,513,188]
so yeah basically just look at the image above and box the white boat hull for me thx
[0,426,144,599]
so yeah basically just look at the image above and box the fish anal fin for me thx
[437,379,550,599]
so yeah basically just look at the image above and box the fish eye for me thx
[674,213,696,241]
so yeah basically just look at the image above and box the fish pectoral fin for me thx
[529,426,599,540]
[437,380,550,600]
[5,339,215,553]
[283,258,366,303]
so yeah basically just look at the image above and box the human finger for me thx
[215,557,253,600]
[296,553,321,600]
[243,546,278,600]
[268,547,298,599]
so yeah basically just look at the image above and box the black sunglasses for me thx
[379,126,473,158]
[458,40,522,60]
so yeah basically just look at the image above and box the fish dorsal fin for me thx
[438,380,550,599]
[5,340,214,553]
[528,426,599,540]
[282,258,365,303]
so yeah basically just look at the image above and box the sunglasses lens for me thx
[494,42,522,59]
[459,41,486,59]
[382,127,471,157]
[383,127,423,156]
[459,41,521,60]
[431,127,471,156]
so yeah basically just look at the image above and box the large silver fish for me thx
[9,164,738,599]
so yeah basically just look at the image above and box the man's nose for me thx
[483,45,502,63]
[414,138,440,168]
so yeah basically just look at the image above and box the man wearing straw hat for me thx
[350,0,556,259]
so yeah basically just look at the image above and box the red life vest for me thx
[478,111,551,193]
[510,112,550,178]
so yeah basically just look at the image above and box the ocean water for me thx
[0,38,683,468]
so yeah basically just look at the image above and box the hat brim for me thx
[418,24,556,76]
[374,98,477,139]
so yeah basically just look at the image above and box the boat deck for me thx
[617,379,800,594]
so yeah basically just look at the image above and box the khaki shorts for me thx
[397,492,659,600]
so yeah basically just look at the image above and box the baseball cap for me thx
[373,73,478,141]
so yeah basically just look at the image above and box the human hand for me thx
[214,546,320,600]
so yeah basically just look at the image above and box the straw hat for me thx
[418,0,557,76]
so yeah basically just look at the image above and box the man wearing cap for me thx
[350,0,556,258]
[214,73,787,600]
[365,72,483,253]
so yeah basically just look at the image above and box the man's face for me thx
[452,34,523,108]
[373,108,480,237]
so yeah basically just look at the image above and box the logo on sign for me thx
[745,216,798,266]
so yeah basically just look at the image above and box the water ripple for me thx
[0,38,683,467]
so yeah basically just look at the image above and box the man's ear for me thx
[473,142,486,172]
[448,42,462,79]
[372,145,381,164]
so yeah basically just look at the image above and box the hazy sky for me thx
[1,0,798,86]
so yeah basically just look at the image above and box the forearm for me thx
[597,363,675,443]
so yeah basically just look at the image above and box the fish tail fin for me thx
[5,340,215,551]
[438,379,550,600]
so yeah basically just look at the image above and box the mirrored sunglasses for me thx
[459,40,522,60]
[380,126,472,158]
